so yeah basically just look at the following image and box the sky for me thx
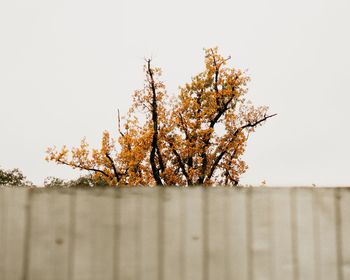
[1,0,350,186]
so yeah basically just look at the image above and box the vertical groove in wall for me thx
[135,192,142,280]
[290,189,299,280]
[224,188,230,280]
[179,190,186,280]
[268,193,273,280]
[1,189,7,280]
[334,189,344,280]
[246,188,253,280]
[312,191,320,280]
[67,190,76,280]
[202,188,209,280]
[157,188,164,280]
[113,191,121,280]
[270,192,275,280]
[21,190,32,280]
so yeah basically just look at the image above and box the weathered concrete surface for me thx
[0,186,349,280]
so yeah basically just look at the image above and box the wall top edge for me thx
[0,185,349,191]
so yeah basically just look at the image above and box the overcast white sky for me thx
[1,0,349,186]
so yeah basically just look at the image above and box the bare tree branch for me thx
[206,113,277,182]
[57,159,114,181]
[105,152,121,182]
[117,109,125,137]
[146,59,164,186]
[168,140,192,185]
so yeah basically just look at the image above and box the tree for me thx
[46,47,276,186]
[44,175,109,188]
[0,167,33,186]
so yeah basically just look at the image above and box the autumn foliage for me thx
[46,48,275,186]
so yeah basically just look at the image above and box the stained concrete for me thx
[0,186,349,280]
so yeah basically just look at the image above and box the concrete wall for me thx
[0,186,349,280]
